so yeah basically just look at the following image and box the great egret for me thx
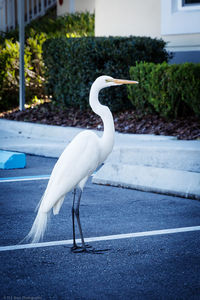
[25,75,138,252]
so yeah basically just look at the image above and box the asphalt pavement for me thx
[0,155,200,299]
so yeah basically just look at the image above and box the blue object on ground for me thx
[0,150,26,169]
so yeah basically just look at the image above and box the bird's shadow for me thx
[83,248,111,255]
[64,246,111,254]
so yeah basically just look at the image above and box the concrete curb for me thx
[94,141,200,199]
[0,119,179,158]
[1,119,200,199]
[0,119,83,141]
[106,144,200,172]
[0,118,177,142]
[92,163,200,200]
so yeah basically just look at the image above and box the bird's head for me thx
[94,75,138,90]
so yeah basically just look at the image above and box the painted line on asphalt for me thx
[0,171,99,183]
[0,175,50,183]
[0,225,200,252]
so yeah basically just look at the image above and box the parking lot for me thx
[0,154,200,299]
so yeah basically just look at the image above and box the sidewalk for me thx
[0,119,200,199]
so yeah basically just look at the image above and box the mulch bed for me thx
[1,101,200,140]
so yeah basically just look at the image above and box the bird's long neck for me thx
[89,85,115,161]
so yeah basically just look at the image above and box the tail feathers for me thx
[35,194,44,212]
[25,211,48,244]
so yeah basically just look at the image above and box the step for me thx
[92,163,200,200]
[107,143,200,173]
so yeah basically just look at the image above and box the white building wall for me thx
[95,0,161,38]
[57,0,95,16]
[75,0,95,13]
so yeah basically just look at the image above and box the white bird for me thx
[25,75,138,252]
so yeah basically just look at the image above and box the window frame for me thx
[178,0,200,11]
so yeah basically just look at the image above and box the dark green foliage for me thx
[43,36,170,111]
[128,62,155,114]
[1,8,94,42]
[0,11,94,111]
[29,11,94,39]
[0,33,46,111]
[128,62,200,118]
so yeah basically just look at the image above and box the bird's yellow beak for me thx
[107,78,139,85]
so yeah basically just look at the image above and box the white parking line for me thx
[0,175,50,183]
[0,225,200,252]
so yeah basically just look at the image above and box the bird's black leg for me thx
[75,188,86,250]
[71,188,90,253]
[71,188,108,254]
[71,189,78,250]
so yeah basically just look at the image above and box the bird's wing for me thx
[39,130,101,213]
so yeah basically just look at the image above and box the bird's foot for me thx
[71,244,82,252]
[71,243,92,253]
[71,244,109,254]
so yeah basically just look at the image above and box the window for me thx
[184,0,200,5]
[178,0,200,10]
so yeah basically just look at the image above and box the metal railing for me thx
[0,0,56,33]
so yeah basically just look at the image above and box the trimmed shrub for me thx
[43,36,170,111]
[128,62,200,118]
[128,62,155,114]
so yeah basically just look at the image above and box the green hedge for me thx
[43,36,170,112]
[128,62,200,118]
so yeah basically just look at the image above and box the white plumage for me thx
[25,75,138,251]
